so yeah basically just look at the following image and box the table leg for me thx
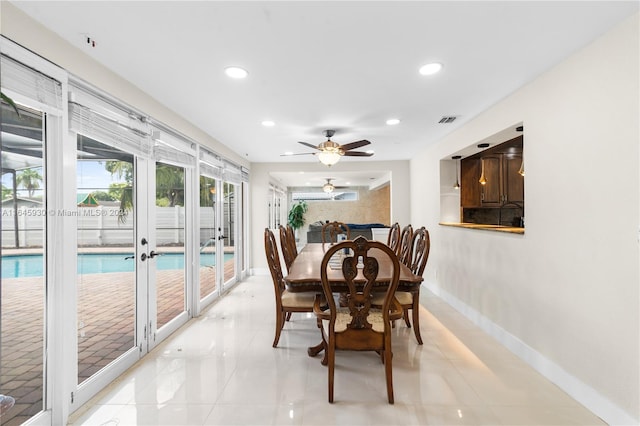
[307,341,324,357]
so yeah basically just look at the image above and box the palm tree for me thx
[1,92,19,115]
[105,161,134,223]
[16,168,43,197]
[156,164,184,207]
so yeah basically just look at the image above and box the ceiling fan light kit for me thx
[318,151,342,166]
[283,129,374,167]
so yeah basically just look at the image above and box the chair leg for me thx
[320,331,329,366]
[327,345,335,403]
[272,310,284,348]
[412,297,423,345]
[403,307,411,328]
[285,312,292,322]
[383,348,394,404]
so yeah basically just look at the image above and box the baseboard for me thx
[424,280,638,426]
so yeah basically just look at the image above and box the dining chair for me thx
[264,228,317,348]
[397,224,413,265]
[386,222,400,252]
[383,227,430,344]
[313,236,403,404]
[279,224,296,273]
[321,221,351,244]
[286,224,298,256]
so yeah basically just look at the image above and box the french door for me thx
[198,153,240,308]
[3,40,246,423]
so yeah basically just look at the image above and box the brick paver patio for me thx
[0,257,235,426]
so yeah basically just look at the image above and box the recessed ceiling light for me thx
[225,66,248,79]
[419,62,443,76]
[386,118,400,126]
[261,120,275,127]
[283,151,293,156]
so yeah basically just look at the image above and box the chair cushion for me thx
[281,290,317,308]
[322,307,386,333]
[371,291,413,306]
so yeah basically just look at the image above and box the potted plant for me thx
[287,200,308,238]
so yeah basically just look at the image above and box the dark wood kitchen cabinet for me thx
[460,152,524,208]
[479,155,502,206]
[460,157,481,208]
[503,154,524,204]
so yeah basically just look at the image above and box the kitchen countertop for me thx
[439,222,525,234]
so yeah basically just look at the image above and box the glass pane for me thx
[199,176,217,300]
[155,162,186,329]
[77,136,136,384]
[223,182,235,284]
[0,103,45,423]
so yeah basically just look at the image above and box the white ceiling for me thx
[9,1,638,187]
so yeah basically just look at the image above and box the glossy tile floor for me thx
[68,275,605,425]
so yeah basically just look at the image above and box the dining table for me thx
[283,242,424,358]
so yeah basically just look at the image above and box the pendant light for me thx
[516,125,524,176]
[479,158,487,185]
[518,158,525,176]
[452,155,461,189]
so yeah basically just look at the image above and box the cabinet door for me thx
[481,155,502,206]
[504,155,524,203]
[460,158,481,208]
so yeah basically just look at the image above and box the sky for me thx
[77,160,125,193]
[2,160,123,198]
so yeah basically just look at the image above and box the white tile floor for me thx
[68,275,605,425]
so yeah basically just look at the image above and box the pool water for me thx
[1,252,233,279]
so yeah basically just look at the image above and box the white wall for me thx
[250,160,410,272]
[410,14,639,424]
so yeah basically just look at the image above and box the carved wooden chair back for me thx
[387,222,401,252]
[286,224,298,256]
[265,228,286,300]
[409,227,430,276]
[315,236,402,403]
[321,221,351,244]
[397,225,414,266]
[279,225,296,273]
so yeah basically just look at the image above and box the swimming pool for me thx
[1,252,234,279]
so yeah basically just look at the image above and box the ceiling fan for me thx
[322,178,347,193]
[283,130,373,166]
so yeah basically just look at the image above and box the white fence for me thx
[1,206,224,248]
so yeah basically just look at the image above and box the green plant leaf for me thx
[287,200,308,230]
[1,91,20,116]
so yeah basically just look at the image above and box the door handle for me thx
[148,250,162,259]
[218,235,226,241]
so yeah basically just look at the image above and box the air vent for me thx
[438,116,457,124]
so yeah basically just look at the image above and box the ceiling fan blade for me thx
[340,140,371,151]
[280,152,315,156]
[343,151,373,157]
[298,141,320,150]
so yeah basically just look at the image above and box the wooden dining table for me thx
[283,243,424,357]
